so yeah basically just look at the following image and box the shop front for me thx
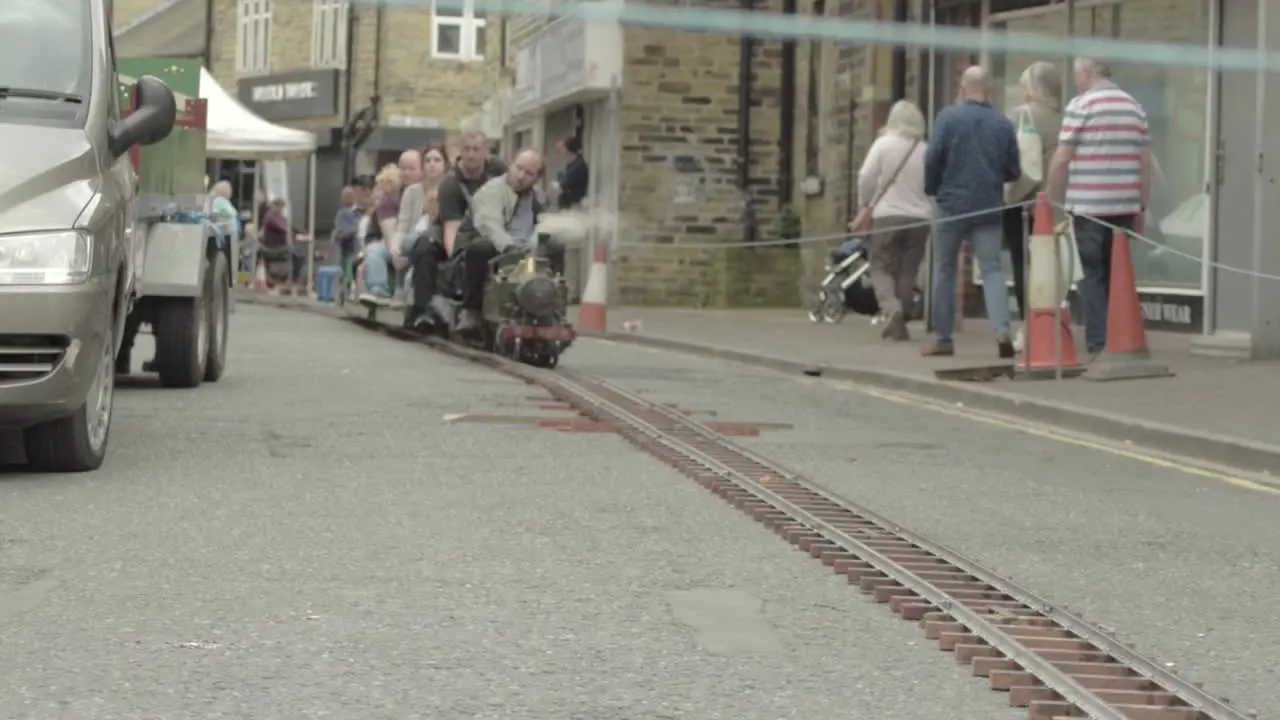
[937,0,1217,334]
[503,14,624,297]
[233,70,344,233]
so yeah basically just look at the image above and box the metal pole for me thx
[923,0,937,336]
[606,77,621,282]
[306,153,317,295]
[1021,204,1031,375]
[1052,222,1063,380]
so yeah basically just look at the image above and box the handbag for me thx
[850,138,921,234]
[1005,106,1044,203]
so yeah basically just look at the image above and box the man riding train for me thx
[406,140,566,339]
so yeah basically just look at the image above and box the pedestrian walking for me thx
[1002,61,1063,331]
[921,65,1022,359]
[1048,58,1151,359]
[853,99,932,342]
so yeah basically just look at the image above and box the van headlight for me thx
[0,231,91,285]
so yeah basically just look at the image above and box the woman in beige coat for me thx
[1002,61,1063,323]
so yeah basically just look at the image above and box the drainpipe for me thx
[499,17,508,69]
[372,0,385,124]
[779,0,797,209]
[736,0,756,243]
[341,7,358,181]
[201,0,215,69]
[891,0,908,100]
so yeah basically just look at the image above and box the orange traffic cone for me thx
[1015,193,1085,379]
[576,241,609,333]
[1083,230,1172,382]
[253,259,268,292]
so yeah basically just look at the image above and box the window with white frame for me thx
[236,0,272,74]
[312,0,349,68]
[432,0,485,61]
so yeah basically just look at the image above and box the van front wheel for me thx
[24,331,115,473]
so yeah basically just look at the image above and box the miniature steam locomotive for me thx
[480,247,576,368]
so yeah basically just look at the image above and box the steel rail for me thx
[545,374,1126,720]
[564,373,1250,720]
[347,319,1248,719]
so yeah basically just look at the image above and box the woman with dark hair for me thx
[396,144,451,324]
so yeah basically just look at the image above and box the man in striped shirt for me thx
[1048,58,1151,357]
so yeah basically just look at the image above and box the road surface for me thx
[0,305,1018,719]
[567,338,1279,719]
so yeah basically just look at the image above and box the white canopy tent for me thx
[198,68,320,286]
[200,67,317,159]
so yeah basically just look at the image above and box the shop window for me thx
[986,0,1212,292]
[432,0,485,62]
[311,0,348,69]
[236,0,272,75]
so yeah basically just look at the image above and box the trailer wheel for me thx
[203,254,230,382]
[153,290,209,389]
[24,330,115,472]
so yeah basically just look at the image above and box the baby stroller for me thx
[807,237,924,325]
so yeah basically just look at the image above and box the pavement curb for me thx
[584,330,1280,477]
[235,291,1280,476]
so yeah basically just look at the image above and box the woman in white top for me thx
[854,100,934,341]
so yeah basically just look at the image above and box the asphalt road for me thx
[566,338,1279,719]
[0,305,1018,720]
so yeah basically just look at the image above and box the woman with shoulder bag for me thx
[1002,61,1063,329]
[852,100,933,342]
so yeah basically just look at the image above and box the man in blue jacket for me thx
[922,65,1022,359]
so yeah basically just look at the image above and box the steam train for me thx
[428,240,576,368]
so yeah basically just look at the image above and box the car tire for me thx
[153,282,209,389]
[24,331,115,473]
[203,254,230,383]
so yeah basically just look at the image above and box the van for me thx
[0,0,177,472]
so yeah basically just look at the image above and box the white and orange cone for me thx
[577,241,609,333]
[253,259,268,292]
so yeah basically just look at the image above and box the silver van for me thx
[0,0,176,471]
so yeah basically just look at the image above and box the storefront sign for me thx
[237,70,340,122]
[508,15,622,117]
[1138,292,1203,332]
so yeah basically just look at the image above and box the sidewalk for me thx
[579,306,1280,475]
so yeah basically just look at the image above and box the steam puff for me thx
[534,207,622,246]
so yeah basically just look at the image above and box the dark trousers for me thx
[1001,204,1028,321]
[460,237,567,311]
[1073,213,1136,353]
[866,215,929,320]
[410,242,448,311]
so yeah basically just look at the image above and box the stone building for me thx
[114,0,501,232]
[477,0,1231,337]
[474,0,914,307]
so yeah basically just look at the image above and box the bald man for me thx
[453,149,559,335]
[922,65,1022,360]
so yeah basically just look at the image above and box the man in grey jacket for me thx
[455,149,564,334]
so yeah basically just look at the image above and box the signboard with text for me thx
[236,69,340,122]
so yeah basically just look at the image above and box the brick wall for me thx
[207,0,497,137]
[112,0,163,29]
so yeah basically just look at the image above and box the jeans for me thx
[930,214,1010,342]
[1072,213,1135,352]
[364,241,392,295]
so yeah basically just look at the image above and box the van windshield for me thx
[0,0,90,102]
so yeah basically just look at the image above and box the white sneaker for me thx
[1013,327,1025,353]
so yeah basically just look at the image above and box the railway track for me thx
[354,316,1250,720]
